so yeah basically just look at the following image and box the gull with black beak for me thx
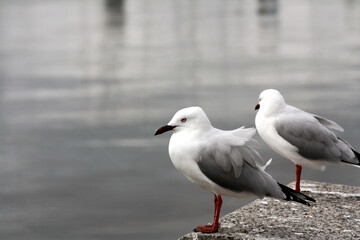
[155,106,315,233]
[255,89,360,192]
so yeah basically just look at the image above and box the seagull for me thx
[255,89,360,192]
[154,106,315,233]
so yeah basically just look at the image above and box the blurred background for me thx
[0,0,359,239]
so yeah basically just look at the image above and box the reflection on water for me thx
[258,0,278,15]
[104,0,125,32]
[0,0,359,239]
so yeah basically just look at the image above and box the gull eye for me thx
[181,118,187,123]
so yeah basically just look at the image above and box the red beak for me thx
[154,125,176,136]
[255,104,260,110]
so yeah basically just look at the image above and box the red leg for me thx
[295,165,302,192]
[194,194,223,233]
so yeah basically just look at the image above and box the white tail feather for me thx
[260,158,272,171]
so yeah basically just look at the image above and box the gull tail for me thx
[337,137,360,167]
[349,149,360,167]
[341,148,360,168]
[277,183,316,206]
[352,149,360,164]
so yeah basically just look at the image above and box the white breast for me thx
[168,132,213,190]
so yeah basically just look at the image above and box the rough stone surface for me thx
[179,181,360,240]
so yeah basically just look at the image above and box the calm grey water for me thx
[0,0,359,239]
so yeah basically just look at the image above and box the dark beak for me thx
[154,125,176,136]
[255,104,260,110]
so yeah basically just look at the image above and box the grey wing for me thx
[275,113,356,163]
[312,114,344,132]
[197,145,284,199]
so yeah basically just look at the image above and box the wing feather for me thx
[275,111,355,163]
[313,114,344,132]
[197,128,283,198]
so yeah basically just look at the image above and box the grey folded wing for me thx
[312,114,344,132]
[275,113,356,164]
[197,144,284,199]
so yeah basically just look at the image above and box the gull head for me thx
[154,106,211,136]
[255,89,286,115]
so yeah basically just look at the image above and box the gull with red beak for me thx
[155,106,315,233]
[255,89,360,192]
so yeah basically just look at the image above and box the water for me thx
[0,0,359,239]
